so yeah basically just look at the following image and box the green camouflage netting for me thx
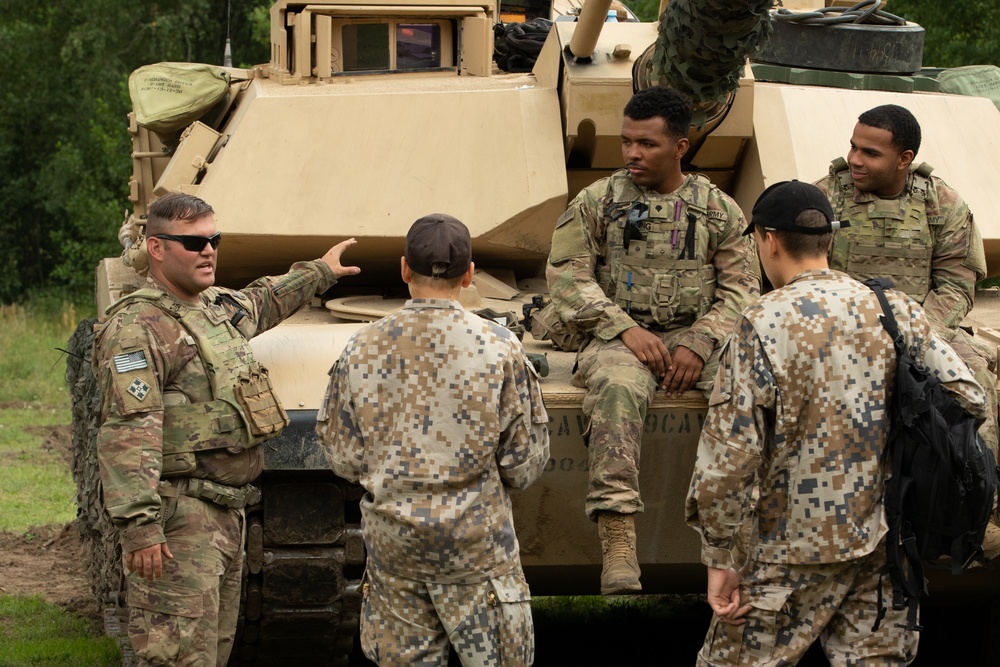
[651,0,773,105]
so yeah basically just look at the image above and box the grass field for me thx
[0,298,119,665]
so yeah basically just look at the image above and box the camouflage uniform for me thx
[815,161,997,456]
[317,299,549,666]
[93,260,337,666]
[687,269,987,665]
[546,170,760,518]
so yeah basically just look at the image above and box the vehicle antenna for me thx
[223,0,232,67]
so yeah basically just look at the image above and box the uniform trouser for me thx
[574,329,719,520]
[360,562,534,667]
[947,327,999,462]
[126,495,244,667]
[697,542,918,666]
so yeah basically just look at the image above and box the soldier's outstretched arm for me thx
[321,238,362,278]
[240,239,361,335]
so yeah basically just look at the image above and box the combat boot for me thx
[597,512,641,595]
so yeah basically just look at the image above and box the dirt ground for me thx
[0,521,99,627]
[0,423,101,632]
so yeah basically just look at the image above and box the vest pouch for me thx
[162,451,196,476]
[162,400,248,461]
[650,260,711,326]
[847,240,932,300]
[234,367,290,440]
[529,301,589,352]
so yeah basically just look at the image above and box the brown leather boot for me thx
[598,512,641,595]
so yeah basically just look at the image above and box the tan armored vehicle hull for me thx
[69,0,1000,663]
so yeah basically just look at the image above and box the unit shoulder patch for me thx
[127,378,152,401]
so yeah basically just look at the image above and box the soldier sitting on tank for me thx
[541,86,761,595]
[317,214,550,666]
[92,192,361,667]
[813,103,1000,558]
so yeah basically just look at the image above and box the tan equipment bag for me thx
[128,62,231,137]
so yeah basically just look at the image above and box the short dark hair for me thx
[624,87,692,140]
[147,193,214,235]
[770,209,833,260]
[858,104,921,155]
[408,270,465,289]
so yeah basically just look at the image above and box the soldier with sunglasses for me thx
[541,86,760,595]
[92,192,360,666]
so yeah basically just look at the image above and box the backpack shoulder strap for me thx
[863,278,904,349]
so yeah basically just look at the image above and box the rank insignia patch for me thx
[127,378,151,401]
[114,350,148,373]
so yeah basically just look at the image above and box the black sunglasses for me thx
[150,231,222,252]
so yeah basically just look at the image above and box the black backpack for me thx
[866,278,999,631]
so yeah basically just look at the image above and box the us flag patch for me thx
[127,378,151,401]
[113,350,148,373]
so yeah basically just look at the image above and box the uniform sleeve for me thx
[241,259,339,335]
[686,314,772,569]
[545,186,637,342]
[496,341,550,490]
[678,194,761,361]
[94,317,173,553]
[316,350,365,483]
[922,181,986,329]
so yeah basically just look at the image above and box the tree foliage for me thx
[0,0,996,303]
[0,0,270,304]
[627,1,1000,66]
[888,0,1000,68]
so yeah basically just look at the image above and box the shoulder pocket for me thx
[108,344,162,416]
[549,207,590,265]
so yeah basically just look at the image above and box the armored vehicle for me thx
[66,0,1000,663]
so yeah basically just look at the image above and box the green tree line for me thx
[0,0,997,304]
[0,0,271,304]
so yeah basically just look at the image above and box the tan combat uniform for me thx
[317,299,549,666]
[546,169,760,520]
[94,260,337,667]
[687,269,987,665]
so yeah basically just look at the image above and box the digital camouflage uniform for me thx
[94,259,337,667]
[687,269,987,666]
[316,299,550,667]
[814,161,997,457]
[546,170,760,518]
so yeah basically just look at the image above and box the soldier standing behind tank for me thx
[541,85,761,595]
[813,103,1000,557]
[316,214,550,666]
[93,192,360,666]
[687,181,987,665]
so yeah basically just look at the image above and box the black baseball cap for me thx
[743,180,848,236]
[405,213,472,279]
